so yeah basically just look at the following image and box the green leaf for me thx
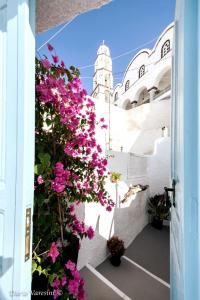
[34,165,38,175]
[49,274,56,284]
[38,152,51,164]
[32,260,37,273]
[36,255,41,263]
[46,118,52,126]
[42,269,48,277]
[37,265,42,275]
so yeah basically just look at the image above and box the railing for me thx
[153,86,171,100]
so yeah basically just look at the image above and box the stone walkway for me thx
[81,224,170,300]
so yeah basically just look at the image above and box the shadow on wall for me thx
[77,181,149,270]
[148,137,171,196]
[122,100,171,154]
[0,257,13,300]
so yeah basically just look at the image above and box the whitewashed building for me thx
[76,24,174,271]
[92,23,173,110]
[92,23,173,155]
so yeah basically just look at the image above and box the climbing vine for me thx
[33,44,114,299]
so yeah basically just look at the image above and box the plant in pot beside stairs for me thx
[107,236,125,266]
[110,172,121,183]
[147,194,171,230]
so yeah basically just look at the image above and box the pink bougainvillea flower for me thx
[69,204,75,213]
[51,180,65,193]
[37,175,44,185]
[48,242,59,263]
[61,60,65,68]
[65,260,76,271]
[106,205,112,212]
[101,124,108,129]
[68,279,79,297]
[87,226,94,240]
[78,278,85,300]
[52,278,60,289]
[61,276,67,286]
[41,58,51,69]
[53,289,61,300]
[52,55,59,64]
[72,269,81,280]
[54,162,64,176]
[47,43,54,51]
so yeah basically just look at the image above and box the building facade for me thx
[113,23,173,110]
[92,23,174,155]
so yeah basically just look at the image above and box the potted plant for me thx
[107,236,125,266]
[110,172,121,183]
[147,194,170,230]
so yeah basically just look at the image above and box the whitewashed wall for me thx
[94,98,170,154]
[107,150,149,186]
[148,137,171,196]
[108,138,171,197]
[77,138,170,270]
[77,187,149,270]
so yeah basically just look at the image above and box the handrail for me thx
[153,86,171,99]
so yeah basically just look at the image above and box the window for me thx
[161,40,170,58]
[114,92,118,101]
[139,65,145,78]
[125,80,130,91]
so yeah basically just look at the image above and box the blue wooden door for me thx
[0,0,35,298]
[171,0,200,299]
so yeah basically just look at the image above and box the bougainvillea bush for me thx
[33,44,114,299]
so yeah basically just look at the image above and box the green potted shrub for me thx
[110,172,121,183]
[107,236,125,266]
[147,194,170,230]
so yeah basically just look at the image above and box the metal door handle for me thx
[164,179,176,207]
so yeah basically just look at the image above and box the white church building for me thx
[91,23,173,155]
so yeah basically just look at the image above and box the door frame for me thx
[171,0,200,299]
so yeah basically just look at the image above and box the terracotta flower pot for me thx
[111,179,118,183]
[110,255,122,266]
[151,217,163,230]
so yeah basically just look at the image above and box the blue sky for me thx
[36,0,175,94]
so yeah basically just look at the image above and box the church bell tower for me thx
[92,42,113,102]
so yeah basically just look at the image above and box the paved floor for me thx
[97,257,169,300]
[81,224,170,300]
[125,224,170,282]
[81,267,123,300]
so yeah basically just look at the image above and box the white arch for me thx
[122,99,132,110]
[131,85,149,102]
[153,64,171,88]
[122,50,150,85]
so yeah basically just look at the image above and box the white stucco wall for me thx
[77,138,170,270]
[148,137,171,196]
[77,187,149,270]
[107,150,149,186]
[94,98,170,155]
[107,139,171,198]
[125,99,171,154]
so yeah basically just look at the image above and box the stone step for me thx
[96,256,170,300]
[81,264,131,300]
[125,224,170,283]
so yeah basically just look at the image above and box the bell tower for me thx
[92,42,113,102]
